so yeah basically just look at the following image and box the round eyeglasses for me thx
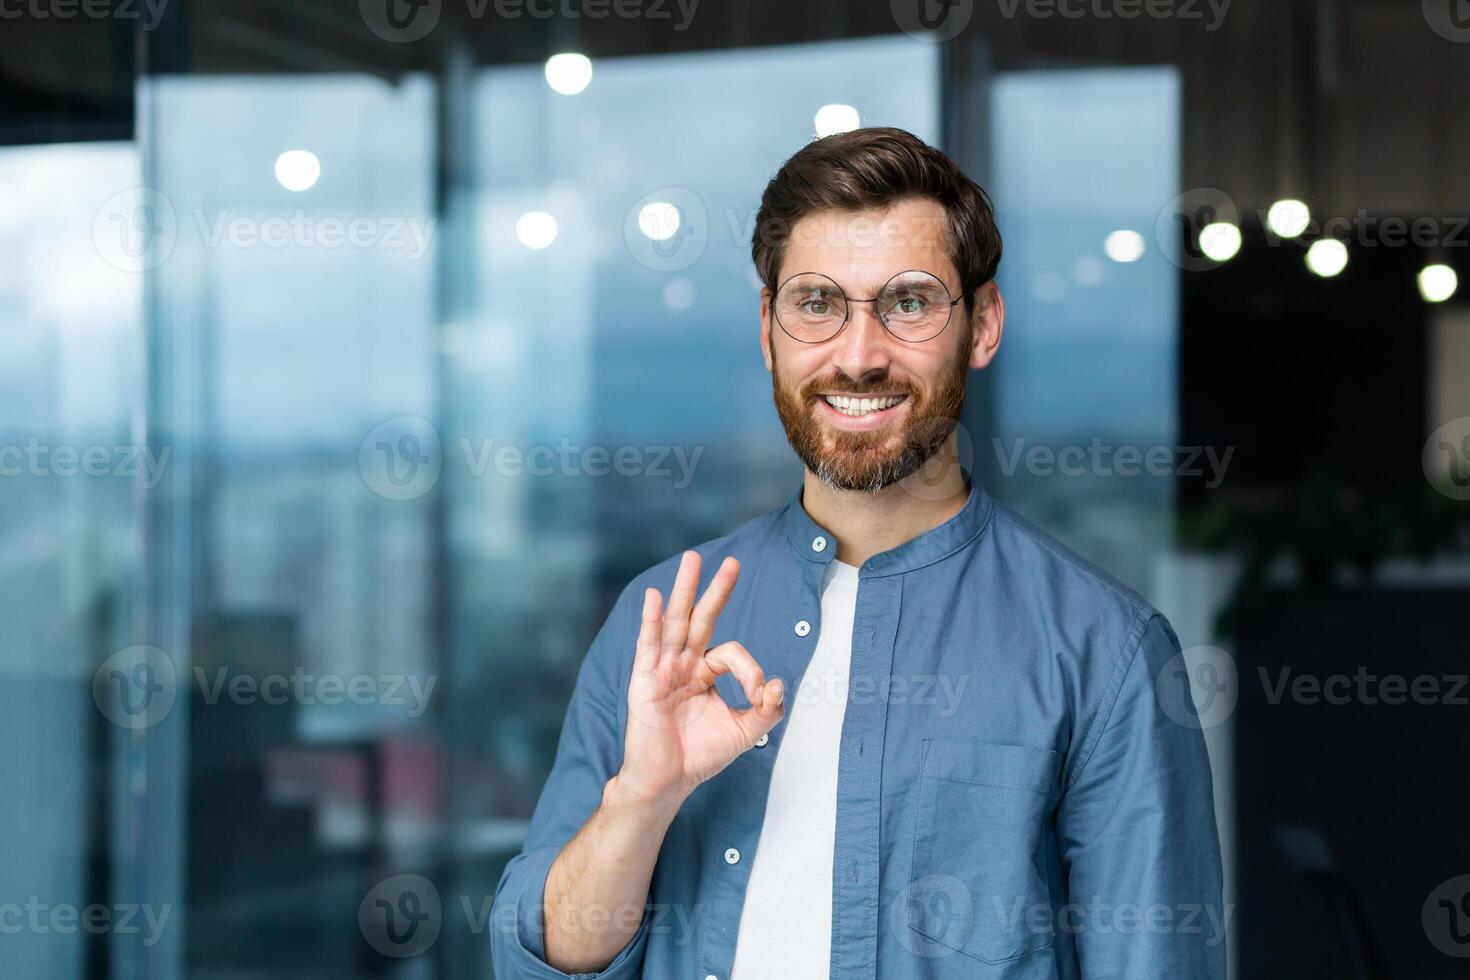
[772,269,964,344]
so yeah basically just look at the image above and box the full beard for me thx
[771,333,970,494]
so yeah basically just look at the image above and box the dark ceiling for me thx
[2,0,1466,213]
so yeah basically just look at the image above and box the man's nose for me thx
[831,301,893,380]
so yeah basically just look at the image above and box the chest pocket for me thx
[907,739,1063,964]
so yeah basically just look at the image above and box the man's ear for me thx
[760,288,774,373]
[967,281,1005,370]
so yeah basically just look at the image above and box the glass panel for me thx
[144,74,440,979]
[0,142,144,979]
[988,67,1181,594]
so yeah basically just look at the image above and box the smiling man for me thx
[491,127,1225,980]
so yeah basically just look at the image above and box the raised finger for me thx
[661,550,702,656]
[686,556,740,656]
[633,586,664,672]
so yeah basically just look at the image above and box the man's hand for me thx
[614,550,786,810]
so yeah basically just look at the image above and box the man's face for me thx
[760,196,1001,493]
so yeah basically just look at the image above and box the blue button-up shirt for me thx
[491,481,1226,979]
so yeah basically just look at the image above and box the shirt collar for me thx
[780,476,995,578]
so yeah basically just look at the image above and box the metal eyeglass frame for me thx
[770,268,966,344]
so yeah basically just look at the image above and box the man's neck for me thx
[799,438,971,568]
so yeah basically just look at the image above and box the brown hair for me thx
[751,127,1002,315]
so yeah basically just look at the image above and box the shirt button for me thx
[724,848,741,865]
[705,975,719,980]
[811,535,827,552]
[794,620,811,637]
[755,733,769,747]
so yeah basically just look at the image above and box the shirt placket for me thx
[700,538,833,980]
[829,572,900,980]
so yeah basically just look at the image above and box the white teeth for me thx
[822,394,905,417]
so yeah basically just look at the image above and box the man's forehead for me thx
[779,200,955,283]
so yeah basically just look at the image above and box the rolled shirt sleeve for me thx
[1055,614,1228,979]
[490,586,652,979]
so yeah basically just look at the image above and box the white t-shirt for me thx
[729,558,859,980]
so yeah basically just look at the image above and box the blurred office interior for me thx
[2,1,1469,977]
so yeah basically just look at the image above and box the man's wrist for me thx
[603,771,686,825]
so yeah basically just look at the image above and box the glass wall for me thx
[987,67,1181,595]
[0,142,145,977]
